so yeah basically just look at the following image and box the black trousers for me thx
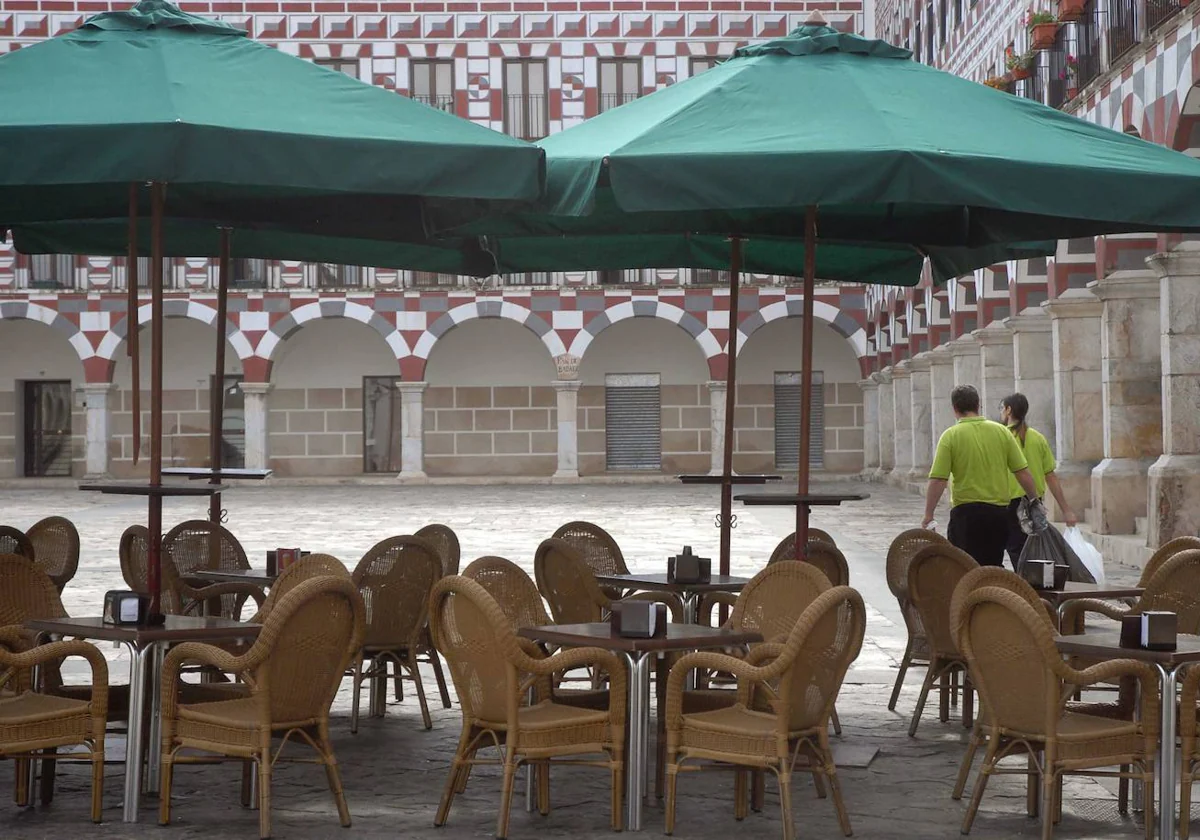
[947,502,1010,567]
[1005,497,1029,570]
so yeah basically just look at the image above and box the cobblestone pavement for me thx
[0,481,1157,839]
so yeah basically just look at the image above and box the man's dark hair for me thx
[951,385,980,414]
[1001,393,1029,424]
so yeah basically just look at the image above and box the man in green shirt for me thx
[1000,392,1079,566]
[922,385,1039,566]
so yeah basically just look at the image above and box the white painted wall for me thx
[579,317,710,385]
[271,319,397,388]
[112,318,243,388]
[738,318,861,383]
[0,320,84,386]
[425,318,556,386]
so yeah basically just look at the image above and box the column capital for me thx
[706,380,728,393]
[891,359,912,378]
[907,352,932,373]
[82,382,115,394]
[875,368,894,384]
[972,320,1015,346]
[239,381,273,396]
[858,377,879,392]
[948,335,978,357]
[1148,240,1200,279]
[1003,307,1052,334]
[1088,268,1159,301]
[553,379,582,393]
[927,343,954,365]
[1042,286,1102,319]
[397,380,428,394]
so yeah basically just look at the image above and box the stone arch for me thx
[1115,92,1146,141]
[734,299,867,359]
[255,301,407,369]
[100,300,255,364]
[568,301,721,363]
[412,300,563,371]
[1172,80,1200,154]
[0,301,92,365]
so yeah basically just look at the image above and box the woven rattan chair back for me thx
[534,537,610,625]
[767,529,836,565]
[1140,549,1200,633]
[26,516,80,592]
[908,544,978,659]
[120,524,151,594]
[162,519,249,576]
[255,553,349,621]
[0,526,33,561]
[885,528,950,603]
[463,555,551,629]
[416,523,462,576]
[351,535,442,650]
[0,554,66,626]
[950,566,1055,635]
[551,521,630,577]
[803,541,850,586]
[729,561,831,642]
[1140,537,1200,587]
[430,575,522,724]
[776,586,866,732]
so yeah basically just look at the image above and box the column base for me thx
[397,470,428,484]
[1046,460,1095,522]
[552,471,582,483]
[1147,454,1200,546]
[1090,457,1154,536]
[872,466,893,481]
[886,468,912,488]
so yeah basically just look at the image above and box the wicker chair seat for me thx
[0,692,94,747]
[675,703,783,757]
[552,687,612,710]
[514,701,612,751]
[175,696,324,751]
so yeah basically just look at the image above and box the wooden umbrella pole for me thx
[147,182,166,623]
[209,228,231,525]
[795,206,817,562]
[718,237,743,580]
[127,184,141,466]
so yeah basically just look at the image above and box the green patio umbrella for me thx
[447,19,1200,579]
[0,0,543,623]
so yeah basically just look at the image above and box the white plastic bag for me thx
[1063,526,1105,586]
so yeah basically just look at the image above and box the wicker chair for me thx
[664,586,865,840]
[463,555,551,630]
[767,528,837,564]
[955,586,1158,840]
[429,575,627,838]
[906,543,978,736]
[414,523,459,710]
[349,535,443,732]
[159,576,365,840]
[1062,549,1200,633]
[535,538,683,624]
[26,516,80,593]
[250,553,350,623]
[885,528,951,711]
[698,536,842,626]
[163,519,262,619]
[0,525,33,561]
[551,521,631,600]
[0,556,70,694]
[0,628,108,822]
[120,524,151,595]
[1173,658,1200,839]
[1138,535,1200,586]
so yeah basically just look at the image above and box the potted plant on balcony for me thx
[1060,53,1079,99]
[1006,49,1035,80]
[1027,9,1059,49]
[1057,0,1086,22]
[983,74,1012,90]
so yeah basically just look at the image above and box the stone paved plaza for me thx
[0,482,1161,839]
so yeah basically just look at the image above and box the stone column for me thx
[1042,288,1104,520]
[949,334,981,392]
[553,380,582,480]
[890,362,912,486]
[973,321,1015,414]
[1006,308,1056,443]
[908,354,933,486]
[397,381,428,480]
[707,380,726,476]
[875,369,895,477]
[83,383,115,478]
[927,344,956,444]
[1089,270,1162,535]
[240,382,272,472]
[860,378,880,474]
[1147,244,1200,544]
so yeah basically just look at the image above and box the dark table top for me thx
[1038,582,1144,605]
[1055,629,1200,666]
[520,622,762,654]
[734,492,871,507]
[192,569,277,586]
[676,474,782,485]
[595,573,751,593]
[26,615,261,646]
[162,467,273,481]
[78,481,228,497]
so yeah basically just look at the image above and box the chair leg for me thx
[940,670,951,723]
[1040,768,1055,840]
[317,720,351,828]
[779,768,796,840]
[952,720,983,801]
[831,706,843,737]
[241,761,254,808]
[258,742,273,840]
[437,728,475,826]
[888,638,914,712]
[159,750,175,826]
[665,757,679,836]
[497,758,519,840]
[611,746,623,832]
[90,745,104,824]
[962,675,974,729]
[14,758,29,806]
[752,769,765,811]
[406,654,433,731]
[1141,764,1155,840]
[733,769,748,821]
[818,731,852,837]
[908,660,940,737]
[961,731,1002,834]
[350,658,363,734]
[1118,766,1129,815]
[39,747,57,805]
[537,761,551,817]
[1182,763,1193,840]
[430,650,452,710]
[393,655,403,702]
[1026,751,1040,818]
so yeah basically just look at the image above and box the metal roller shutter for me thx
[605,373,662,471]
[774,371,825,470]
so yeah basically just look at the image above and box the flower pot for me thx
[1066,85,1079,98]
[1030,22,1058,49]
[1010,66,1032,81]
[1058,0,1086,21]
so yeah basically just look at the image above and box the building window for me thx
[314,58,359,78]
[212,374,246,469]
[363,377,402,473]
[938,0,947,44]
[412,271,458,287]
[605,373,661,471]
[230,258,268,290]
[28,255,74,289]
[773,371,825,470]
[599,58,641,112]
[315,264,362,288]
[130,257,174,289]
[501,272,552,286]
[503,60,548,140]
[689,57,720,76]
[1076,1,1101,87]
[597,269,643,285]
[691,268,730,285]
[411,59,455,112]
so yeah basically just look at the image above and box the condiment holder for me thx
[668,546,711,584]
[1120,611,1178,651]
[103,590,150,626]
[611,601,668,638]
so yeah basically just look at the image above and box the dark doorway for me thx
[23,380,72,477]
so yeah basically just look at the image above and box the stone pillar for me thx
[397,381,428,480]
[1147,244,1200,544]
[908,354,933,485]
[875,369,895,477]
[1042,288,1104,520]
[890,362,912,485]
[1006,308,1056,444]
[949,334,981,391]
[553,380,582,480]
[1089,270,1162,535]
[707,380,726,476]
[927,344,956,444]
[83,383,115,478]
[973,321,1015,415]
[860,378,880,474]
[240,382,272,472]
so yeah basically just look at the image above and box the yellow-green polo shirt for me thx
[1007,425,1056,500]
[929,416,1029,508]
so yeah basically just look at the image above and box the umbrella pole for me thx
[795,206,817,562]
[718,237,743,583]
[146,182,166,624]
[209,229,231,525]
[127,184,140,466]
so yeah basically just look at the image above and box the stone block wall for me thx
[577,383,711,476]
[424,385,559,477]
[110,387,211,478]
[267,386,365,477]
[732,382,865,474]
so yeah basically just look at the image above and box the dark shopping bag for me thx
[1017,524,1095,584]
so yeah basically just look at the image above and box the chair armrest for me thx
[180,581,266,619]
[521,646,627,725]
[619,592,685,623]
[1059,598,1132,631]
[665,651,775,730]
[161,639,263,719]
[0,639,109,705]
[1059,659,1160,736]
[697,593,738,628]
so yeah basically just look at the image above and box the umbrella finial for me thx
[803,9,827,25]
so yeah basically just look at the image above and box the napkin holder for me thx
[266,550,277,577]
[668,546,711,584]
[1053,564,1070,591]
[1020,559,1056,591]
[611,601,668,638]
[275,548,301,573]
[1141,611,1178,651]
[103,590,150,626]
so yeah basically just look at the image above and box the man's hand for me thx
[921,516,936,530]
[1064,508,1079,527]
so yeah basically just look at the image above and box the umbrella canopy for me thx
[0,0,543,232]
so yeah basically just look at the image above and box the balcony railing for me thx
[1076,2,1103,88]
[316,264,363,289]
[411,271,459,288]
[501,272,553,286]
[597,269,645,285]
[1146,0,1183,29]
[1108,0,1140,64]
[413,93,456,113]
[599,93,638,112]
[230,258,268,290]
[503,94,548,141]
[26,255,76,290]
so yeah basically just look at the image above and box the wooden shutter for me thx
[774,371,824,470]
[605,374,661,471]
